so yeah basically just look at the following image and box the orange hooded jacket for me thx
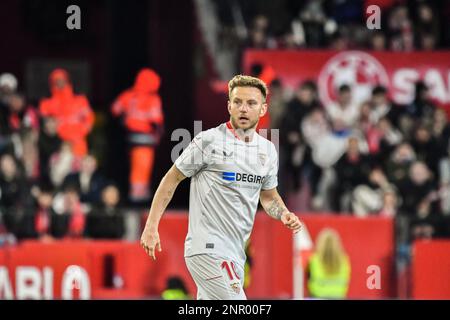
[112,68,164,134]
[39,69,94,149]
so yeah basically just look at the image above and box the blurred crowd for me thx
[271,77,450,245]
[214,0,450,52]
[0,66,164,245]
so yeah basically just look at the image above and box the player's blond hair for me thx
[228,75,268,101]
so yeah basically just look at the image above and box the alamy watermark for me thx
[366,5,381,30]
[66,5,81,30]
[170,121,279,167]
[366,265,381,290]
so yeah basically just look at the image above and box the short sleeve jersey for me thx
[174,122,278,267]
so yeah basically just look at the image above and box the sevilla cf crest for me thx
[258,153,267,166]
[230,282,241,295]
[318,51,389,107]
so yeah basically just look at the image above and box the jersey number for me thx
[221,261,240,280]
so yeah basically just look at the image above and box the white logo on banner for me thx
[318,51,389,107]
[0,265,90,299]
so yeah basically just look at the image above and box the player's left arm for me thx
[259,188,302,233]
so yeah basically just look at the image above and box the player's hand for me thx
[281,212,302,234]
[140,228,162,260]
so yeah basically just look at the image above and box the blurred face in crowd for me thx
[43,117,58,135]
[102,185,120,208]
[418,4,433,22]
[54,77,68,89]
[337,89,351,106]
[228,86,267,131]
[296,86,314,105]
[64,189,80,212]
[81,155,97,174]
[253,15,269,31]
[347,137,359,155]
[421,34,436,51]
[433,109,447,125]
[7,94,25,113]
[409,162,430,185]
[394,143,415,163]
[359,102,371,120]
[251,30,267,47]
[371,33,386,51]
[0,154,17,179]
[415,126,431,143]
[378,118,392,133]
[38,192,53,209]
[383,191,398,208]
[372,92,387,107]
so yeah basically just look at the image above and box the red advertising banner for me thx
[412,240,450,299]
[0,212,395,299]
[243,50,450,111]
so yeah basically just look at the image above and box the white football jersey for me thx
[174,122,278,267]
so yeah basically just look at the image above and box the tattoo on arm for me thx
[267,199,287,220]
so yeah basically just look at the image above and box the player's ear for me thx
[227,100,232,114]
[259,102,268,117]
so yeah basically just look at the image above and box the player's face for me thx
[227,86,267,130]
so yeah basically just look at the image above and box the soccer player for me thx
[140,75,302,299]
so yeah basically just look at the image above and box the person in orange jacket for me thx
[39,69,94,159]
[111,68,164,202]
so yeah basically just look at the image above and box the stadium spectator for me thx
[408,191,446,241]
[369,86,403,127]
[369,31,387,51]
[352,167,397,217]
[38,117,62,184]
[333,136,372,212]
[0,153,30,235]
[397,162,440,233]
[0,73,18,109]
[307,228,351,299]
[294,0,331,48]
[377,188,399,218]
[6,93,40,179]
[385,142,417,189]
[410,124,441,177]
[85,183,125,239]
[39,68,95,159]
[111,68,164,203]
[387,4,414,51]
[62,154,107,206]
[406,81,436,125]
[48,142,77,188]
[326,84,360,131]
[15,184,58,241]
[0,74,19,155]
[281,80,319,191]
[51,185,87,238]
[415,3,439,50]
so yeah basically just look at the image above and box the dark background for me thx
[0,0,199,207]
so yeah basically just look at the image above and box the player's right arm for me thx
[140,164,187,260]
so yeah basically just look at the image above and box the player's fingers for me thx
[286,217,297,226]
[289,219,301,229]
[149,247,156,260]
[156,241,162,252]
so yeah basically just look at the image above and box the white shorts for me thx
[185,254,246,300]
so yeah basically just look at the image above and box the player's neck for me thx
[228,119,256,143]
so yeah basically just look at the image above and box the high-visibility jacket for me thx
[307,253,351,299]
[161,289,190,300]
[112,68,163,145]
[39,69,94,155]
